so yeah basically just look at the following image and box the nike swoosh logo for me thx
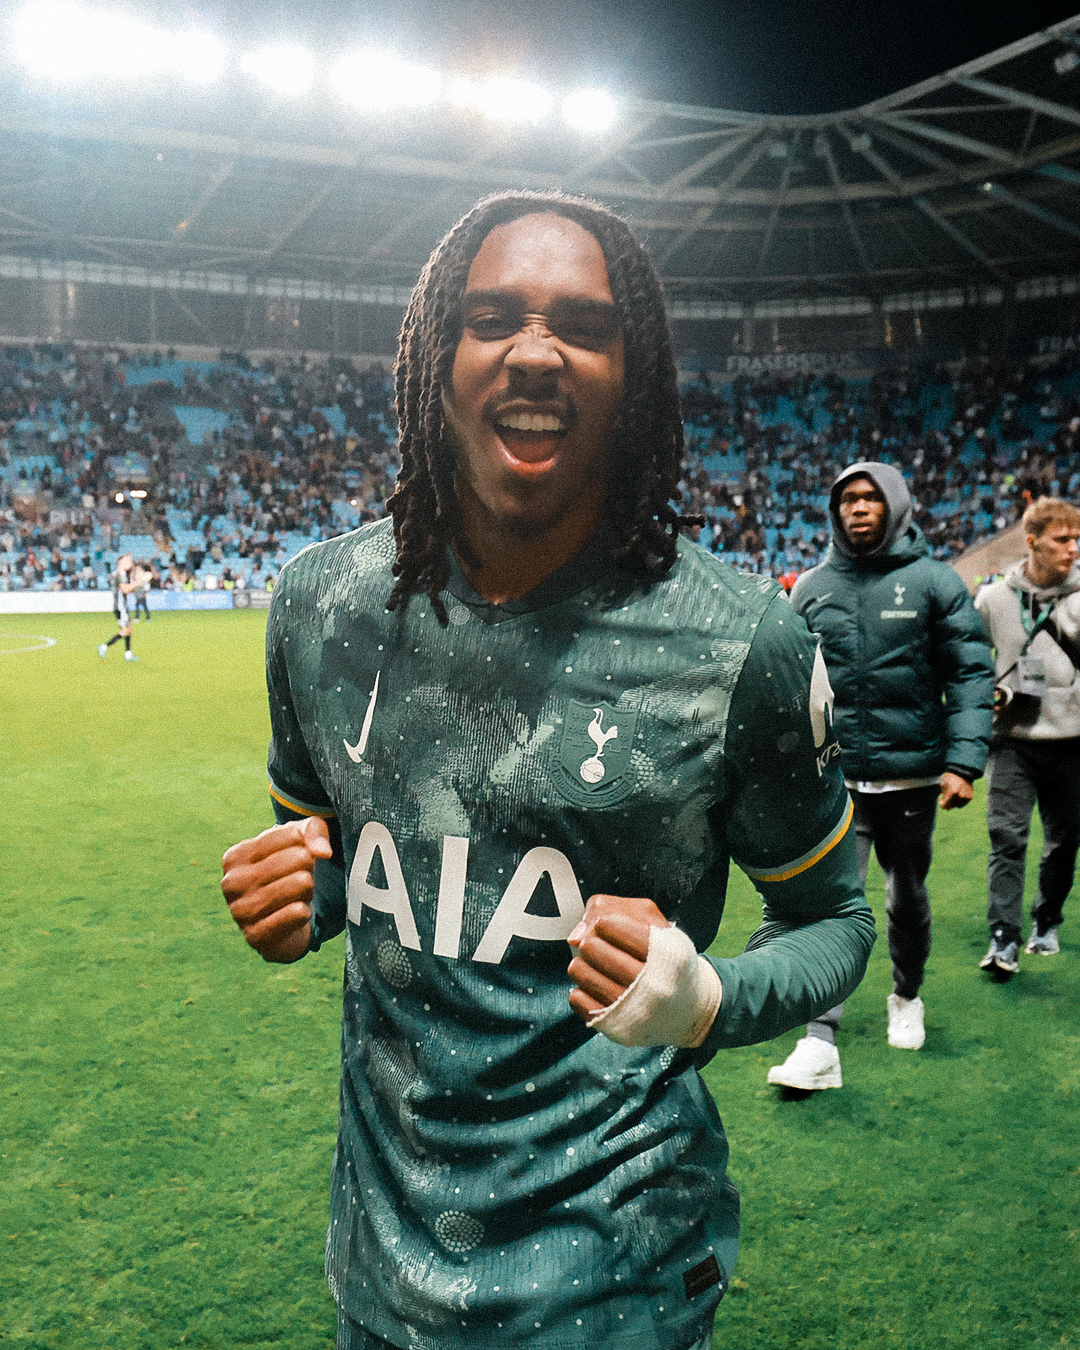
[814,591,833,603]
[344,670,380,763]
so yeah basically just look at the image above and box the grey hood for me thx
[829,461,913,560]
[1002,557,1080,604]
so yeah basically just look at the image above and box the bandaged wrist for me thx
[586,923,723,1049]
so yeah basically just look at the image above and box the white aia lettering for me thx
[346,823,584,965]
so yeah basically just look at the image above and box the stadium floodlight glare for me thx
[446,75,477,109]
[328,50,442,110]
[167,29,225,83]
[561,88,617,133]
[472,75,554,124]
[12,1,223,83]
[240,43,316,97]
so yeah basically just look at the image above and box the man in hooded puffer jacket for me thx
[974,496,1080,978]
[767,463,995,1090]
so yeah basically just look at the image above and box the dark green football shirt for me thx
[266,519,873,1350]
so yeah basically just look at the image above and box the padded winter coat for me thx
[790,524,995,782]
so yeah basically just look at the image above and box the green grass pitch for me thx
[1,611,1077,1349]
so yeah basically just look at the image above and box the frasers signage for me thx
[1035,334,1080,357]
[233,588,273,610]
[725,351,861,376]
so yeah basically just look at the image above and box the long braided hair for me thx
[386,189,691,623]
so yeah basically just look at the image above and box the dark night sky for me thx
[171,0,1080,113]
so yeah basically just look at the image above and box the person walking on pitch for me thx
[767,463,993,1091]
[975,497,1080,977]
[98,553,139,662]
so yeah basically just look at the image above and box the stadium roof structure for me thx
[2,12,1080,322]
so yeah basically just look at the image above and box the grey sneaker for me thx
[1026,926,1060,955]
[980,937,1020,976]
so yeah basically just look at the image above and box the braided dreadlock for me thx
[386,189,690,623]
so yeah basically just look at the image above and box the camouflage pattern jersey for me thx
[265,517,874,1350]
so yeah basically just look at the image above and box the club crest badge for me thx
[552,700,638,807]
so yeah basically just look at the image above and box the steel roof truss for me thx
[985,181,1080,243]
[818,132,875,281]
[173,157,237,240]
[852,132,1005,279]
[754,132,798,277]
[875,114,1020,166]
[952,75,1080,132]
[260,171,343,265]
[657,131,756,197]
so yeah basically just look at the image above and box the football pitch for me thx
[1,611,1077,1350]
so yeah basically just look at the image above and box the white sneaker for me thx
[886,994,925,1049]
[124,650,139,661]
[767,1035,842,1090]
[1026,927,1060,955]
[97,643,107,659]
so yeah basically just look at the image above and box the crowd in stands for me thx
[678,355,1080,575]
[0,345,399,594]
[2,340,1080,595]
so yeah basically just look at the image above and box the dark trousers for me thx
[986,737,1080,943]
[336,1307,713,1349]
[809,785,938,1040]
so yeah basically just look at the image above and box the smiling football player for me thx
[221,190,875,1350]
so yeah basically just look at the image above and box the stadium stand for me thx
[2,342,1079,593]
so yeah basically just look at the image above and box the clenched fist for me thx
[221,816,333,963]
[566,893,670,1021]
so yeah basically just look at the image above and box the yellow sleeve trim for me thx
[268,781,337,819]
[738,796,853,883]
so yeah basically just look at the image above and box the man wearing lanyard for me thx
[975,496,1080,977]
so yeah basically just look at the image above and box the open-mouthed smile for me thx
[490,406,570,474]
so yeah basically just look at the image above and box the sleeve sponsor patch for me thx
[684,1254,722,1300]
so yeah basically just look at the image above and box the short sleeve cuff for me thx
[267,776,337,819]
[734,797,852,884]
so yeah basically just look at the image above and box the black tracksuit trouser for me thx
[809,784,938,1040]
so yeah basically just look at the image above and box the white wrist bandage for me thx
[586,923,723,1050]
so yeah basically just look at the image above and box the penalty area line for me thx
[0,633,58,655]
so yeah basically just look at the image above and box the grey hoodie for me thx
[975,559,1080,740]
[829,461,913,561]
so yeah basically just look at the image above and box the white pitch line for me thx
[0,633,58,655]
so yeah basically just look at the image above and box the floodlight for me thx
[561,88,617,133]
[446,76,476,109]
[473,76,554,125]
[169,30,225,84]
[240,43,315,98]
[328,50,442,110]
[13,1,223,83]
[14,1,157,79]
[130,489,148,498]
[114,492,125,503]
